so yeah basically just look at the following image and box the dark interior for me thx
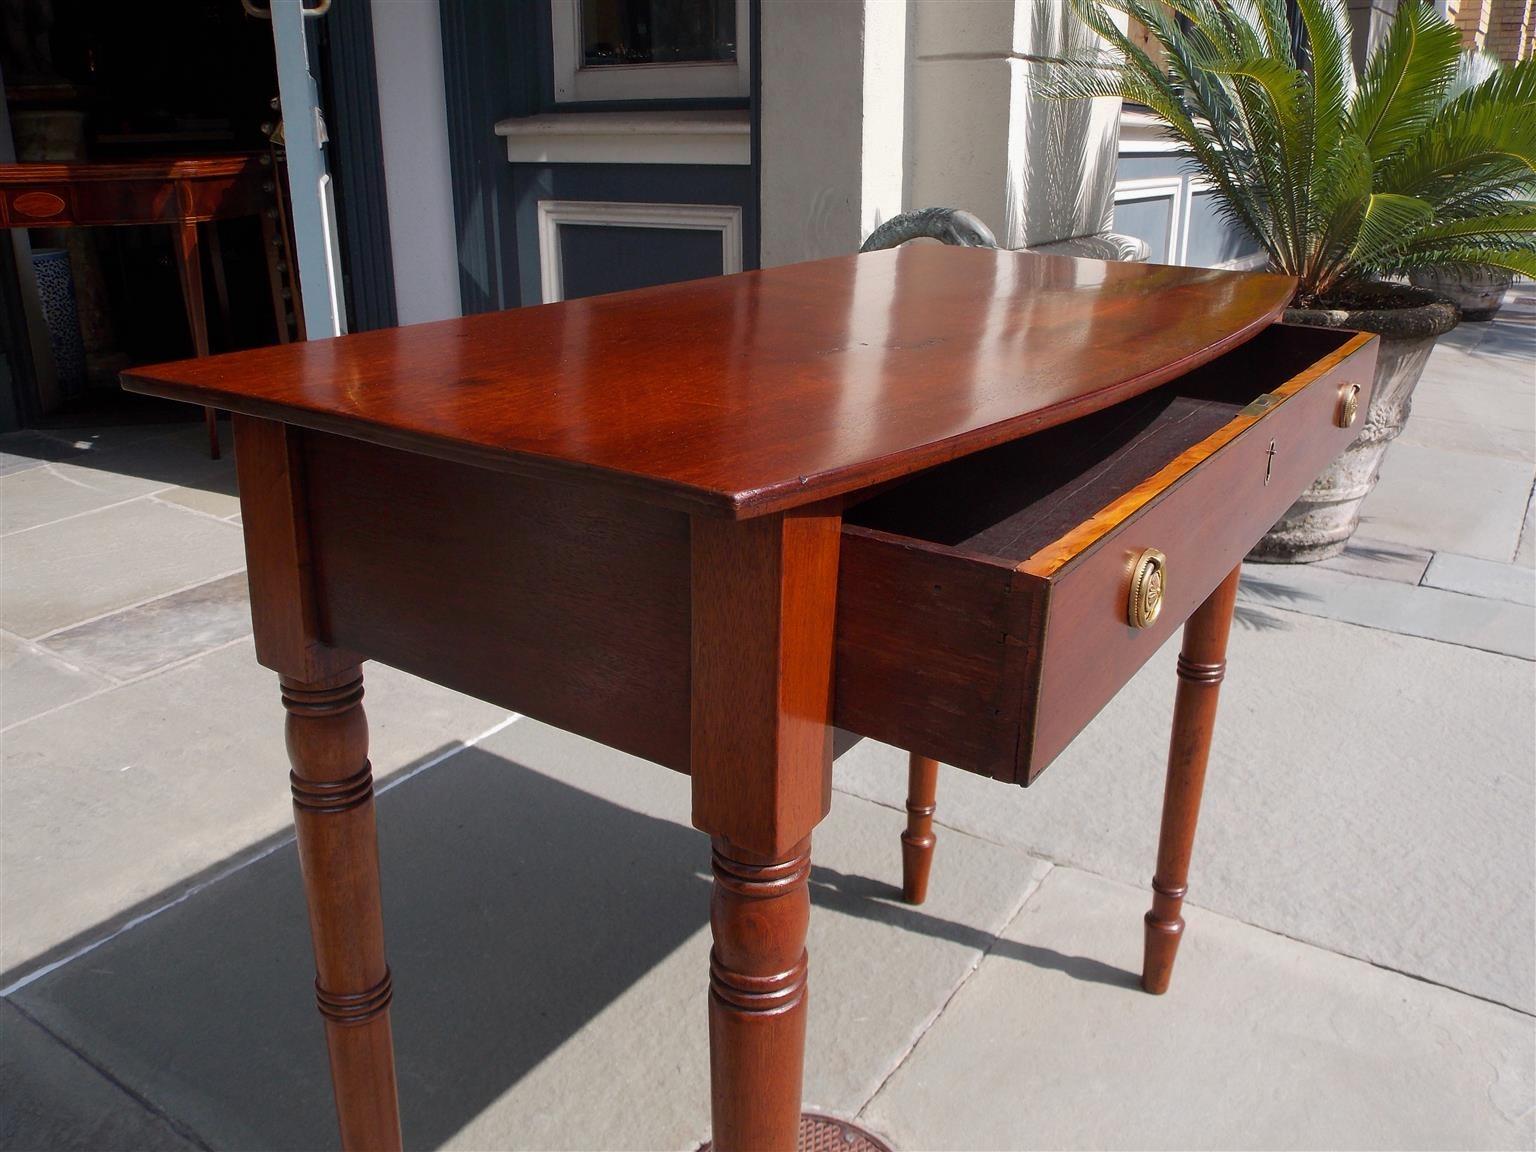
[845,323,1356,562]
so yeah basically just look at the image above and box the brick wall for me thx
[1445,0,1534,60]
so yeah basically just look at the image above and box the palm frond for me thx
[1053,0,1536,300]
[1401,246,1536,278]
[1347,0,1461,165]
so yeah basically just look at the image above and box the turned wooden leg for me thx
[709,837,812,1152]
[901,753,939,904]
[282,669,402,1152]
[170,218,220,459]
[1142,565,1241,995]
[691,508,840,1152]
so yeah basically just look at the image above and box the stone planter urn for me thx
[1248,283,1459,563]
[1408,263,1513,321]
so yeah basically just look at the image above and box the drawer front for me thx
[1020,333,1377,780]
[1,186,74,227]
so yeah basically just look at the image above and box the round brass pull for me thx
[1336,382,1361,429]
[1128,548,1167,629]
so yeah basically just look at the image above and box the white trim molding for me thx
[1118,109,1187,154]
[535,199,744,303]
[1113,175,1186,264]
[551,0,751,103]
[496,110,750,166]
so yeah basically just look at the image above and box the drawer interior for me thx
[845,323,1355,563]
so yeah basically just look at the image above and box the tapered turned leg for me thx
[901,754,939,904]
[709,837,811,1152]
[282,670,402,1152]
[170,218,220,459]
[1142,565,1241,995]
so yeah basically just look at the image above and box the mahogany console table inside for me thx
[122,246,1376,1151]
[2,154,291,458]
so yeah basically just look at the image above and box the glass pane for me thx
[580,0,737,67]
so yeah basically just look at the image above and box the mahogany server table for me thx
[122,246,1376,1151]
[2,154,290,458]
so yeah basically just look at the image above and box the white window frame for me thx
[1113,176,1186,265]
[536,199,744,302]
[551,0,751,103]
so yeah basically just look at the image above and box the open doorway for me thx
[2,0,297,438]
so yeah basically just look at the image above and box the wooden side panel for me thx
[691,508,842,857]
[1024,337,1378,781]
[301,430,693,771]
[833,527,1032,779]
[233,415,357,682]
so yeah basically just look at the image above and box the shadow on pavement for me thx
[8,743,1130,1149]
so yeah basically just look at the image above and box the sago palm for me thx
[1048,0,1536,304]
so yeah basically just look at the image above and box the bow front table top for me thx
[123,246,1376,1152]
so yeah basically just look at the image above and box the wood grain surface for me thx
[123,247,1295,518]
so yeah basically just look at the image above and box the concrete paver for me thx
[0,463,159,535]
[41,571,252,681]
[1238,561,1535,657]
[1422,550,1536,606]
[835,608,1536,1015]
[13,730,1049,1152]
[1312,535,1433,584]
[0,632,109,728]
[0,1000,197,1152]
[0,640,508,981]
[860,867,1535,1151]
[1357,441,1533,563]
[0,499,246,639]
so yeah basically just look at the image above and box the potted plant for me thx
[1050,0,1536,561]
[1408,50,1520,321]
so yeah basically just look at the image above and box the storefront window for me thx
[580,0,737,68]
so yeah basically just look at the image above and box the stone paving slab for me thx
[0,632,109,728]
[12,728,1049,1151]
[0,1000,197,1152]
[1239,562,1535,658]
[0,463,160,535]
[859,867,1535,1151]
[0,641,508,982]
[41,572,252,681]
[0,499,246,639]
[833,608,1536,1014]
[1357,441,1534,563]
[1422,550,1536,607]
[1312,535,1432,585]
[152,485,242,521]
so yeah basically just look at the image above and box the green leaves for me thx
[1347,0,1462,164]
[1047,0,1536,300]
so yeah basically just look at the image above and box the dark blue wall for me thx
[512,164,757,303]
[440,0,758,313]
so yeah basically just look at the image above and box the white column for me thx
[759,0,907,266]
[906,0,1123,249]
[372,0,463,324]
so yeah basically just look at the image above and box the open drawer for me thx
[832,322,1378,785]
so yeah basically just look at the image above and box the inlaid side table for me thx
[123,246,1375,1151]
[3,154,290,458]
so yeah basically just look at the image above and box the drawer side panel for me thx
[834,528,1028,777]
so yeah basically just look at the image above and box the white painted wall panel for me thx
[372,0,462,324]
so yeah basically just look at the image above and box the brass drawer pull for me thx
[1128,548,1167,629]
[1336,382,1361,428]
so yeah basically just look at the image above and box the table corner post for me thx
[688,505,842,1152]
[233,414,399,1149]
